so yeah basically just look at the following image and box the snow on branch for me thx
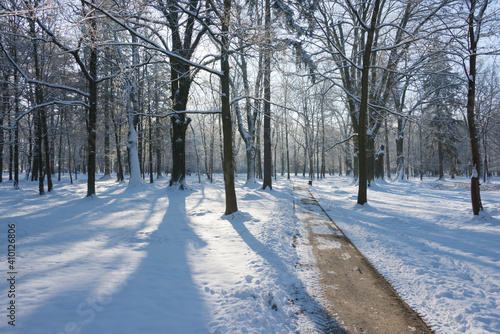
[82,0,223,78]
[0,41,90,98]
[0,100,89,130]
[230,95,302,114]
[135,110,221,118]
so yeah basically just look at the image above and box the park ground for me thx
[0,173,499,333]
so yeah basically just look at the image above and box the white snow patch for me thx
[1,174,499,334]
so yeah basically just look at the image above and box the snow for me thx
[0,173,499,333]
[472,165,479,178]
[126,125,143,188]
[310,176,500,334]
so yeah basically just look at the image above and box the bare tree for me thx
[465,0,488,215]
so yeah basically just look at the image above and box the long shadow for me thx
[0,185,209,334]
[225,213,347,333]
[338,199,500,273]
[80,189,209,334]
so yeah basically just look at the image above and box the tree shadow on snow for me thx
[2,186,210,334]
[224,212,347,334]
[80,189,209,333]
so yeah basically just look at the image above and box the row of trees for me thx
[1,0,499,215]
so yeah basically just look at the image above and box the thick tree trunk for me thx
[127,121,142,187]
[86,59,97,197]
[104,80,111,178]
[29,17,45,193]
[357,0,381,205]
[169,113,190,188]
[221,0,238,214]
[262,0,272,190]
[86,6,98,197]
[110,95,124,182]
[168,56,192,189]
[467,0,484,215]
[127,78,142,187]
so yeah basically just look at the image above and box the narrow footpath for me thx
[293,184,434,334]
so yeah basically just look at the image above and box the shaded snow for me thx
[0,174,324,334]
[0,174,499,333]
[311,176,500,334]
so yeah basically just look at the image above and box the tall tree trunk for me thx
[37,109,44,195]
[31,114,39,181]
[483,136,488,183]
[367,133,375,185]
[8,111,12,181]
[11,48,19,189]
[357,0,381,205]
[168,56,191,189]
[419,123,423,180]
[220,0,237,214]
[385,118,391,178]
[58,117,63,182]
[234,26,258,185]
[395,117,405,181]
[86,3,98,197]
[103,79,111,178]
[339,155,343,176]
[67,129,73,184]
[438,138,444,180]
[466,0,485,215]
[30,16,45,194]
[126,34,142,188]
[285,111,290,180]
[156,116,162,179]
[42,105,52,191]
[13,75,19,189]
[262,0,272,190]
[149,114,154,184]
[190,124,201,183]
[0,76,8,184]
[110,97,124,182]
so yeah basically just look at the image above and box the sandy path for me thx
[293,185,434,334]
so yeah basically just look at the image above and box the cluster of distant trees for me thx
[1,0,498,214]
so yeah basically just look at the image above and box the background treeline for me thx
[0,0,499,210]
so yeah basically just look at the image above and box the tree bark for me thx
[357,0,382,205]
[0,76,8,184]
[262,0,272,190]
[221,0,238,214]
[103,79,111,178]
[385,118,391,178]
[466,0,485,215]
[86,1,98,197]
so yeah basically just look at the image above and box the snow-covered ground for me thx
[310,176,500,334]
[0,173,499,333]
